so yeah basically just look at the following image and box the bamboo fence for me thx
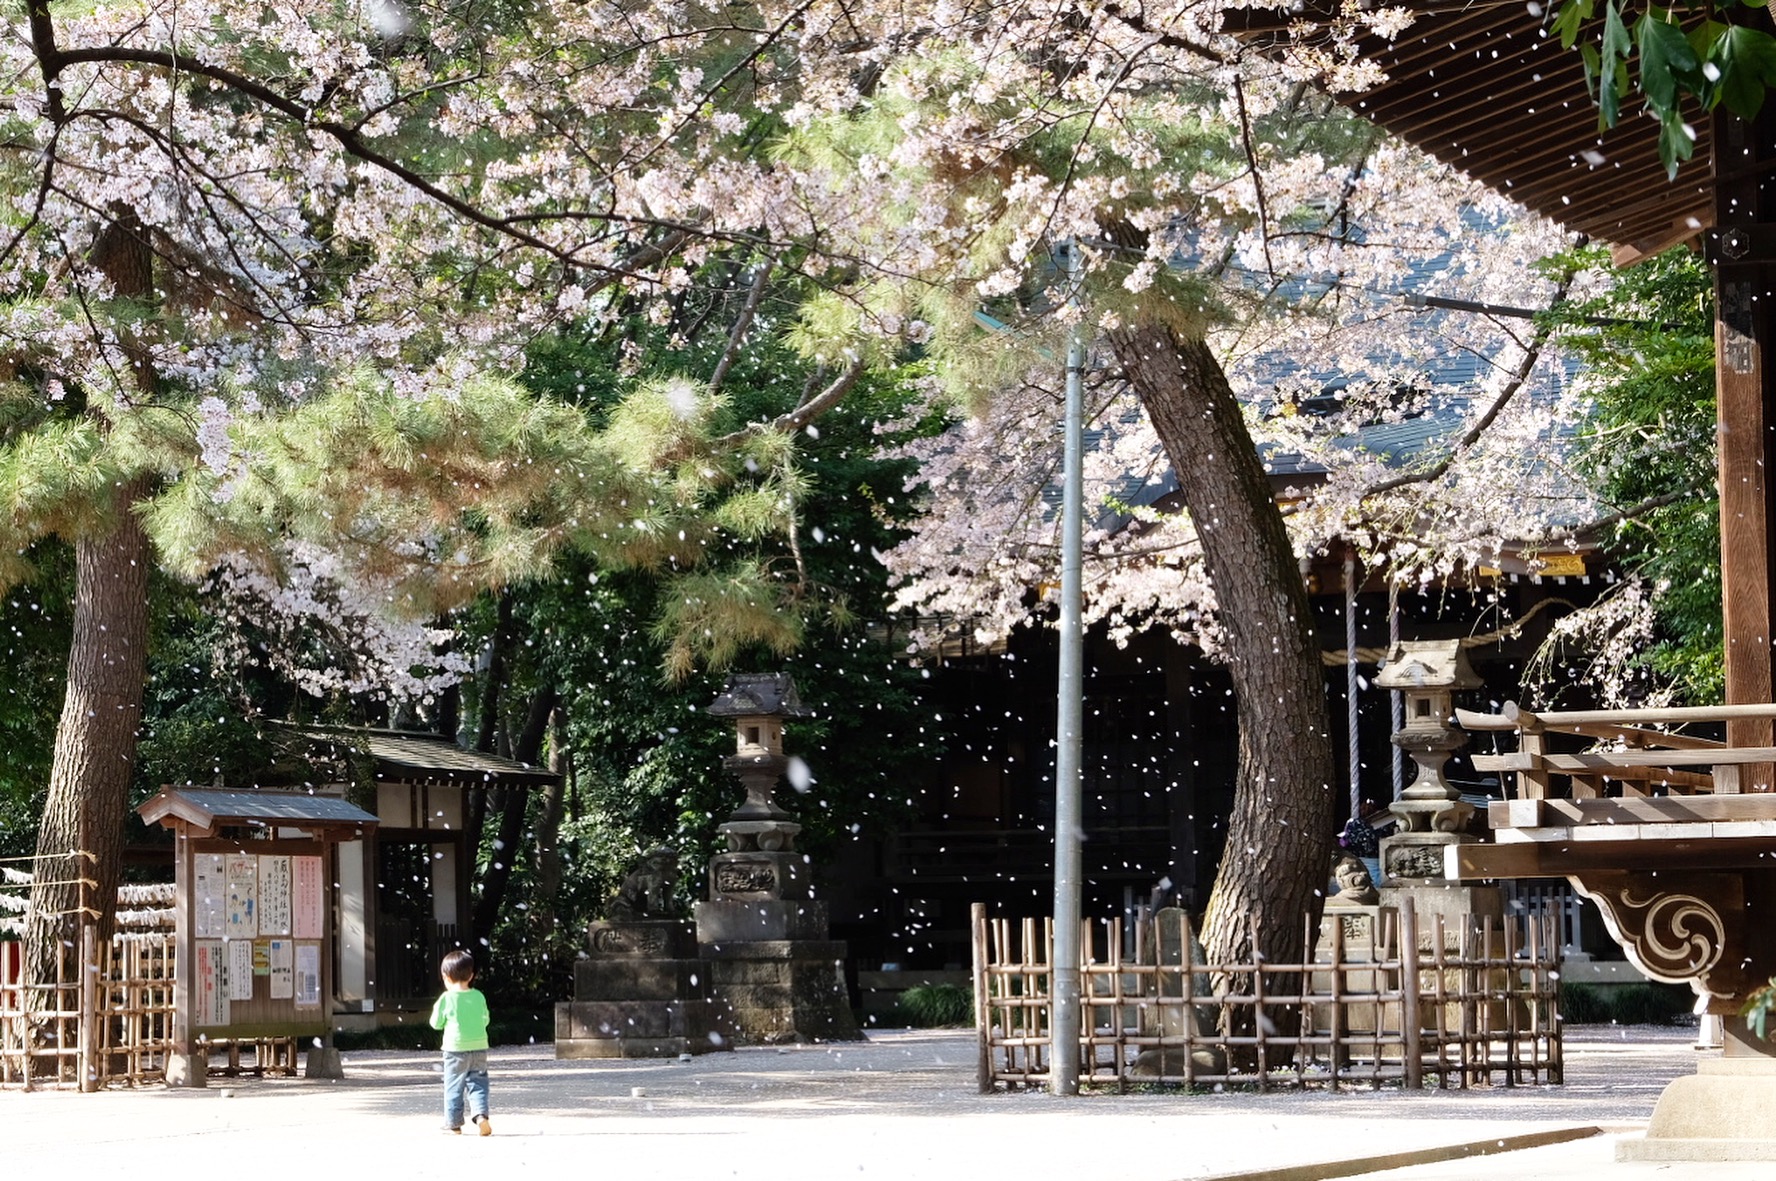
[972,895,1562,1092]
[2,863,178,1090]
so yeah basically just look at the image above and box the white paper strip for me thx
[193,854,225,939]
[195,940,229,1026]
[292,856,324,940]
[257,855,292,936]
[268,938,294,1000]
[294,942,321,1008]
[227,938,255,1001]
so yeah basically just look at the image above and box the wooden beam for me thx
[1533,745,1776,769]
[1447,835,1776,879]
[1491,796,1776,827]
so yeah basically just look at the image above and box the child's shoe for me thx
[475,1114,492,1136]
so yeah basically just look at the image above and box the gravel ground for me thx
[0,1024,1750,1180]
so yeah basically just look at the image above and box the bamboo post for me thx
[78,921,97,1092]
[1328,910,1343,1087]
[1506,909,1520,1086]
[1400,896,1422,1090]
[972,902,992,1093]
[1455,917,1472,1088]
[1253,923,1268,1092]
[1181,910,1198,1089]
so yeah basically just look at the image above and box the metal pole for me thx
[1389,580,1404,800]
[1051,241,1086,1096]
[1345,547,1361,821]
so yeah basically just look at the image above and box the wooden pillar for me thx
[166,825,203,1087]
[1711,106,1776,781]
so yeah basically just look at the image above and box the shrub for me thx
[1560,981,1692,1026]
[896,983,974,1027]
[1610,983,1692,1026]
[1560,983,1608,1024]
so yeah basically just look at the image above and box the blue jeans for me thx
[441,1050,489,1129]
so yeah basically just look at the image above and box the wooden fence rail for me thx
[972,896,1562,1092]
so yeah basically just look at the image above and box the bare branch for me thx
[707,257,775,398]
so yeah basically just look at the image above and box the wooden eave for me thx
[1224,0,1718,262]
[137,787,380,839]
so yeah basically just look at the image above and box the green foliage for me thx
[1559,982,1610,1024]
[0,542,69,853]
[1743,977,1776,1042]
[456,294,947,1009]
[894,983,974,1027]
[1612,982,1694,1026]
[1556,0,1776,176]
[1544,245,1720,702]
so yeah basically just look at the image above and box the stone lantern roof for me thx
[1374,640,1483,692]
[705,673,810,719]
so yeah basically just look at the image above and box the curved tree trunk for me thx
[25,482,153,983]
[1106,322,1338,971]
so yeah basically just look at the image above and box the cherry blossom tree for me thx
[771,12,1586,970]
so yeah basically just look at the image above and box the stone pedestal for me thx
[1313,904,1395,1043]
[695,876,862,1042]
[697,938,861,1043]
[1131,906,1223,1077]
[691,813,861,1043]
[1620,1054,1776,1161]
[554,920,735,1059]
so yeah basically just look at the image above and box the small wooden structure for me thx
[288,726,558,1016]
[136,788,378,1087]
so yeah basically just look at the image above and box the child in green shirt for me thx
[429,949,492,1135]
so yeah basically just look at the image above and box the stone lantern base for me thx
[555,920,737,1058]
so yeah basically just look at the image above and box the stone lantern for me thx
[1373,640,1484,885]
[693,672,860,1043]
[1374,640,1482,831]
[706,672,807,866]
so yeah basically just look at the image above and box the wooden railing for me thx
[1459,701,1776,798]
[971,897,1562,1092]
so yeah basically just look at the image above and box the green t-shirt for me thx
[429,987,491,1051]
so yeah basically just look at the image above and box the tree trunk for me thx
[531,708,569,938]
[1106,322,1338,972]
[25,479,153,984]
[469,685,557,950]
[24,206,157,987]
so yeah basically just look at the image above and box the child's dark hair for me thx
[441,949,475,984]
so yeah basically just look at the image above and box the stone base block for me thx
[1619,1058,1776,1161]
[1131,1046,1227,1077]
[695,900,831,943]
[699,940,861,1043]
[304,1046,344,1080]
[585,920,697,958]
[553,999,735,1058]
[556,1036,699,1059]
[573,957,709,1002]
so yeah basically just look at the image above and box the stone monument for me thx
[694,673,862,1043]
[554,846,736,1058]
